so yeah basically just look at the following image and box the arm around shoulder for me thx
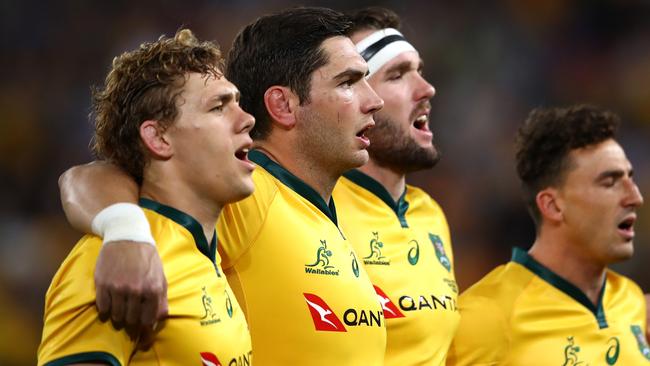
[59,160,166,347]
[59,160,139,234]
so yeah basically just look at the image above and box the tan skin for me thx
[59,35,382,353]
[528,140,643,305]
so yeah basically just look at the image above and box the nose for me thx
[236,105,255,135]
[624,179,644,208]
[361,79,384,115]
[414,73,435,102]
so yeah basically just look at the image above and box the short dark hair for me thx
[347,7,401,33]
[515,104,620,225]
[226,7,351,140]
[92,29,223,183]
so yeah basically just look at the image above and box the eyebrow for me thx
[332,68,368,82]
[205,90,240,106]
[595,168,632,182]
[384,59,423,76]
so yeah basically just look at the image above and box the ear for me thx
[264,86,298,130]
[536,188,563,223]
[140,120,173,159]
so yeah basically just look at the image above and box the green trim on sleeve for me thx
[43,351,121,366]
[342,169,410,228]
[139,198,219,276]
[511,247,608,329]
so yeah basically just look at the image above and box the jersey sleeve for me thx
[446,293,508,366]
[38,237,134,366]
[217,170,278,269]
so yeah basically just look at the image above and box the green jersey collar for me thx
[512,247,608,329]
[139,198,217,266]
[343,169,409,228]
[249,150,339,226]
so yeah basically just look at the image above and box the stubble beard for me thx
[366,114,440,174]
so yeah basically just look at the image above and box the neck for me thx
[358,158,406,202]
[255,144,338,203]
[528,232,606,306]
[140,168,221,244]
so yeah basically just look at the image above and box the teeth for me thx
[241,148,249,153]
[415,115,428,122]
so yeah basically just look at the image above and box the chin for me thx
[224,180,255,204]
[352,150,369,167]
[609,243,635,263]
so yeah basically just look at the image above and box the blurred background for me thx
[2,0,649,363]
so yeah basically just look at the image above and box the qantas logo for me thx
[303,293,346,332]
[373,285,404,319]
[200,352,222,366]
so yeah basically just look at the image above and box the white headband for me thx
[355,28,417,78]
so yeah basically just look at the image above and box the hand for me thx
[94,241,168,349]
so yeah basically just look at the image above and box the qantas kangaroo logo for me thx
[373,285,405,319]
[200,352,222,366]
[303,293,346,332]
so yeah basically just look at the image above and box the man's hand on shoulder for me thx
[95,241,168,349]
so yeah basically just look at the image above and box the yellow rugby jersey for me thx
[38,199,251,366]
[334,170,460,365]
[217,151,386,365]
[447,247,650,366]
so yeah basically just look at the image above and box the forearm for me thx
[59,160,139,234]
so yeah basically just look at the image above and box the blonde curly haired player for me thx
[38,29,254,365]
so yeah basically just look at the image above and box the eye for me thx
[387,72,403,81]
[601,176,617,188]
[338,79,354,88]
[210,105,224,112]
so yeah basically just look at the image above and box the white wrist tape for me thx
[91,203,155,246]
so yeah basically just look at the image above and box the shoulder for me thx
[217,167,282,266]
[448,263,533,365]
[220,168,280,224]
[605,269,646,306]
[461,261,534,309]
[405,184,445,214]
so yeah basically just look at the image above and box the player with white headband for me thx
[355,27,417,78]
[332,7,459,365]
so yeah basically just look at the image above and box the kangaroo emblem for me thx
[201,286,217,320]
[364,232,386,260]
[563,337,586,366]
[306,240,334,269]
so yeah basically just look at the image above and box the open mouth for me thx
[413,115,429,131]
[617,215,636,239]
[235,147,249,161]
[356,123,373,139]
